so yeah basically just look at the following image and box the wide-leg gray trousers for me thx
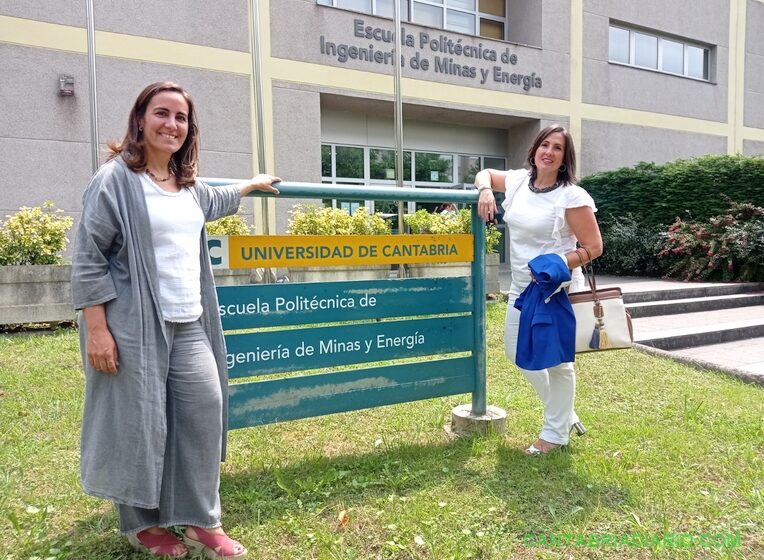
[117,319,223,534]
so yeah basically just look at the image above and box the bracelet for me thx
[476,184,492,192]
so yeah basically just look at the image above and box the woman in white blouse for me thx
[475,125,603,455]
[72,82,280,558]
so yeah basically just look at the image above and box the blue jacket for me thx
[513,254,575,369]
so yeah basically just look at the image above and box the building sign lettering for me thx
[209,234,474,269]
[318,19,542,90]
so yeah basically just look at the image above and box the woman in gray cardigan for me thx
[71,82,280,559]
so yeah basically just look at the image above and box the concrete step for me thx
[627,292,764,318]
[622,282,764,304]
[633,305,764,350]
[670,337,764,378]
[590,276,764,384]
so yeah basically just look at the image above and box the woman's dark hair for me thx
[526,124,577,185]
[107,81,199,188]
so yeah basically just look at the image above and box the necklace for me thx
[528,177,562,194]
[146,168,173,183]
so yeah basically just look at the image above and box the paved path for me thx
[499,266,764,385]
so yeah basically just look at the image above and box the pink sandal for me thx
[183,526,247,559]
[127,529,188,558]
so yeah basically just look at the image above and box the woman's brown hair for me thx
[526,124,577,185]
[107,82,199,188]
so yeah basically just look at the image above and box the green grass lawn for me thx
[1,302,762,559]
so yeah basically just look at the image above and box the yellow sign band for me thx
[227,234,474,268]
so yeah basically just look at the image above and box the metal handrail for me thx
[201,179,481,204]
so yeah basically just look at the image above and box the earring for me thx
[139,126,143,132]
[559,164,566,172]
[529,158,536,167]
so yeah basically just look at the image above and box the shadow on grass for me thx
[220,435,630,537]
[22,435,631,559]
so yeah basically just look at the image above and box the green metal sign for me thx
[208,181,486,428]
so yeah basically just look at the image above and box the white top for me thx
[140,173,205,322]
[501,169,597,297]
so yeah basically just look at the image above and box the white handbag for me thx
[568,249,633,353]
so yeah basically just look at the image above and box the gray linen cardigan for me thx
[71,156,241,508]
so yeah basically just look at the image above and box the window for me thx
[458,155,480,184]
[661,39,683,74]
[318,0,506,40]
[321,143,504,212]
[335,146,364,179]
[687,45,709,80]
[634,32,657,69]
[608,24,711,81]
[321,145,332,177]
[375,0,409,19]
[415,152,453,183]
[609,26,629,63]
[337,0,371,10]
[483,156,505,169]
[370,148,412,181]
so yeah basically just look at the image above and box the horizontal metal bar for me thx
[200,179,480,204]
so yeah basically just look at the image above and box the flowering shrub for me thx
[404,209,502,253]
[205,211,252,235]
[0,202,73,265]
[658,200,764,282]
[287,205,391,235]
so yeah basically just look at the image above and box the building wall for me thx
[0,43,92,213]
[93,1,250,52]
[0,0,763,245]
[0,0,84,26]
[582,0,728,122]
[271,84,323,232]
[744,139,764,156]
[320,108,508,156]
[581,121,728,172]
[745,0,764,129]
[270,0,570,100]
[0,2,255,233]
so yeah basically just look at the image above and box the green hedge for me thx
[580,155,764,227]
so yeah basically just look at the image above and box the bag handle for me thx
[575,246,603,318]
[576,246,596,290]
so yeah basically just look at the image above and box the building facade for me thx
[1,0,763,237]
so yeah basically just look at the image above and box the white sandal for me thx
[524,440,564,455]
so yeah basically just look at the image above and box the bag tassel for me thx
[589,318,611,350]
[598,318,611,349]
[588,322,600,349]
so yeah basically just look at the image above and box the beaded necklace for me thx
[146,168,173,183]
[528,176,562,194]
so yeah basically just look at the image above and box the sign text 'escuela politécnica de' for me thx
[319,19,543,90]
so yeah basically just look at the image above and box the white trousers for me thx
[505,301,579,445]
